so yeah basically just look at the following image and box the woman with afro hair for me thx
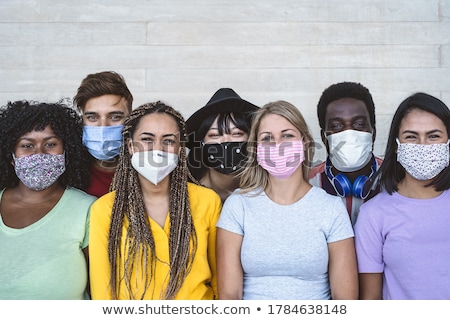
[0,100,97,299]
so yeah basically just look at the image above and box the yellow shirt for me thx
[89,182,221,300]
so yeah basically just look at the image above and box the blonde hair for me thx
[239,100,314,193]
[108,101,197,299]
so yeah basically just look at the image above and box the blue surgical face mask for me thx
[82,125,123,161]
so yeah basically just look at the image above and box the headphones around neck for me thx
[325,156,377,200]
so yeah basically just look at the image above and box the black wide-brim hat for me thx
[186,88,259,148]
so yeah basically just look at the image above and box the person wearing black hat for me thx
[186,88,259,202]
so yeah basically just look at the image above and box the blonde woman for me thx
[89,101,221,299]
[217,100,358,300]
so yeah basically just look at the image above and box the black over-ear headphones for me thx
[325,156,376,200]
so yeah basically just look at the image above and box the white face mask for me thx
[396,138,449,180]
[326,130,373,172]
[131,149,179,185]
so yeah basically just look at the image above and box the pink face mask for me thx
[257,140,304,179]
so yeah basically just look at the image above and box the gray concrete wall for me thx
[1,0,449,163]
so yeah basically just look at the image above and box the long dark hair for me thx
[374,92,450,194]
[187,111,253,181]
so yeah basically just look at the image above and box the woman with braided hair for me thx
[89,101,222,300]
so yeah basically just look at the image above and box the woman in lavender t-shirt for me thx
[355,92,450,300]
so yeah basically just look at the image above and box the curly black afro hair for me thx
[0,100,92,190]
[317,81,376,131]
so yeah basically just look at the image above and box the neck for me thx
[138,174,171,198]
[13,182,65,204]
[397,175,443,199]
[93,157,119,172]
[201,169,240,202]
[265,170,311,205]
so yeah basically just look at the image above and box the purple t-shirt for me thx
[354,189,450,299]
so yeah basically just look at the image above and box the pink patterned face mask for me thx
[257,140,305,179]
[13,153,66,191]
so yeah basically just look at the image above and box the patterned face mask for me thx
[396,138,450,180]
[257,140,305,179]
[13,153,66,191]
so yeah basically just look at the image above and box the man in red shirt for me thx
[73,71,133,198]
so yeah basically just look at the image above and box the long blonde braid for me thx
[108,101,197,300]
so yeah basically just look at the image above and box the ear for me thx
[395,137,398,154]
[320,129,326,145]
[127,138,134,155]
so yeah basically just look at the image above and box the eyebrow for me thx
[19,135,59,142]
[401,129,444,135]
[259,129,295,136]
[208,126,239,131]
[140,132,179,138]
[327,115,368,122]
[84,111,125,116]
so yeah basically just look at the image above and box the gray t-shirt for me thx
[217,186,354,300]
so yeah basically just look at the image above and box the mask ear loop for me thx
[129,138,136,155]
[11,152,17,167]
[63,151,69,166]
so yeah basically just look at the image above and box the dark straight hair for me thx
[374,92,450,194]
[187,111,252,181]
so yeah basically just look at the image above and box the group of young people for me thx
[0,71,449,300]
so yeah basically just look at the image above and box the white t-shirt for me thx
[217,186,354,300]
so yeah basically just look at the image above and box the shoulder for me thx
[305,187,349,219]
[228,188,262,202]
[89,191,116,224]
[91,190,116,211]
[308,186,340,202]
[357,190,392,220]
[360,190,391,209]
[65,187,97,205]
[309,161,326,180]
[187,182,222,217]
[187,182,221,201]
[57,188,96,222]
[221,188,264,213]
